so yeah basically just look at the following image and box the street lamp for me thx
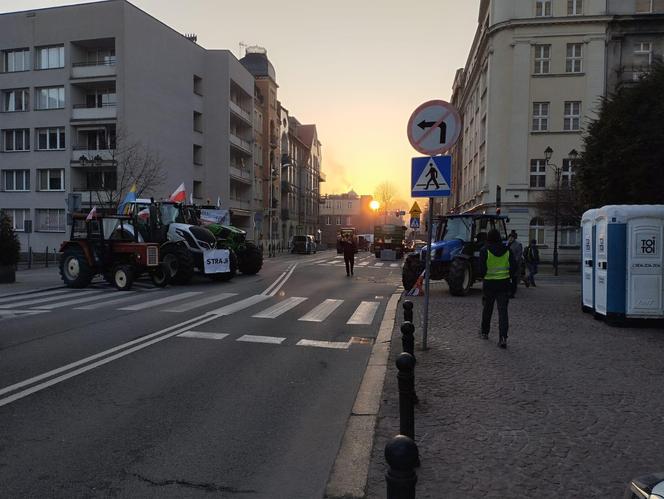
[544,147,578,277]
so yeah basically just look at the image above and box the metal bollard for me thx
[45,247,48,267]
[403,300,413,323]
[400,323,419,405]
[28,247,32,269]
[396,352,416,440]
[385,434,418,499]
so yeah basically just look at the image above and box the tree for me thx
[576,64,664,207]
[533,184,585,228]
[374,181,397,213]
[0,210,20,267]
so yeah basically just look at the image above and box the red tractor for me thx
[59,214,170,291]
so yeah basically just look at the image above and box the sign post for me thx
[407,100,461,350]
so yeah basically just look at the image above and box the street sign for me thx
[409,201,422,217]
[410,217,420,229]
[407,100,461,156]
[411,156,452,198]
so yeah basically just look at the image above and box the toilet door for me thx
[582,220,594,309]
[627,218,663,317]
[595,218,608,315]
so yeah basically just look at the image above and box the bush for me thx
[0,210,20,266]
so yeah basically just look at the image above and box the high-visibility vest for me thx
[485,250,510,280]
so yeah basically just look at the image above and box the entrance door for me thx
[595,217,608,315]
[582,218,594,309]
[627,218,663,317]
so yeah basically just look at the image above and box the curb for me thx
[324,291,402,499]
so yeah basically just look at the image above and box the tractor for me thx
[204,223,263,275]
[402,213,509,296]
[59,213,170,291]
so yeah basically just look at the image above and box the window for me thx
[535,0,552,17]
[36,87,65,110]
[634,42,653,66]
[561,159,575,187]
[348,202,353,209]
[85,88,116,108]
[3,129,30,151]
[37,45,64,70]
[2,48,30,72]
[326,216,331,225]
[85,170,116,191]
[567,0,583,15]
[2,89,29,112]
[564,101,582,131]
[336,216,341,225]
[37,128,66,150]
[2,170,30,191]
[346,216,351,225]
[36,208,65,232]
[85,48,115,65]
[636,0,664,13]
[193,144,203,165]
[534,45,550,74]
[193,75,203,95]
[193,111,203,132]
[529,217,546,245]
[530,159,547,188]
[3,209,30,231]
[532,102,549,131]
[560,228,580,247]
[566,43,583,73]
[38,169,65,191]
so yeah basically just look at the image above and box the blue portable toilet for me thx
[594,205,664,325]
[581,209,599,313]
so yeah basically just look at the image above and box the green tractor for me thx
[205,224,263,275]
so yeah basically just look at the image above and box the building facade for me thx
[319,191,374,248]
[446,0,664,263]
[0,0,255,251]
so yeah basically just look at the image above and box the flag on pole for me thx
[86,206,97,221]
[117,184,137,214]
[137,207,150,220]
[169,182,186,203]
[189,192,194,205]
[217,196,221,208]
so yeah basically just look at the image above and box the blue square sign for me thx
[411,156,452,198]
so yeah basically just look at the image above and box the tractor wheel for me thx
[161,244,195,285]
[238,243,263,275]
[59,247,93,288]
[402,254,423,291]
[112,264,134,291]
[209,250,238,282]
[447,258,472,296]
[150,263,171,288]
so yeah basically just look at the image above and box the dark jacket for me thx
[479,241,518,281]
[524,245,540,264]
[342,238,357,256]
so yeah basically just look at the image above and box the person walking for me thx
[507,230,523,298]
[479,229,517,349]
[342,235,357,277]
[524,239,540,287]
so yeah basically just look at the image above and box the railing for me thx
[72,104,117,120]
[71,60,117,79]
[229,100,252,123]
[229,133,252,153]
[230,165,252,183]
[73,103,116,109]
[72,59,116,67]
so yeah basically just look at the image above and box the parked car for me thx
[290,235,316,254]
[624,472,664,499]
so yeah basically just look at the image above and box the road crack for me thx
[132,473,256,494]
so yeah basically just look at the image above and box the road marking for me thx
[374,263,384,267]
[178,331,229,340]
[298,299,344,322]
[252,297,308,319]
[346,301,380,325]
[296,339,350,350]
[74,292,147,310]
[357,261,369,267]
[207,294,269,316]
[163,292,237,312]
[0,288,72,305]
[237,334,285,345]
[118,291,203,311]
[0,290,98,309]
[39,291,134,309]
[390,263,399,268]
[263,264,297,297]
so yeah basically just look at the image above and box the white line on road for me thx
[357,262,369,267]
[390,263,399,268]
[374,263,384,267]
[252,297,308,319]
[298,299,344,322]
[74,291,147,310]
[178,331,229,340]
[0,288,72,305]
[207,294,269,316]
[118,291,203,311]
[346,301,380,325]
[163,292,237,313]
[296,339,350,350]
[0,290,99,309]
[263,264,297,297]
[236,334,285,345]
[39,291,134,310]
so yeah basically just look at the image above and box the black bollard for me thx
[385,435,418,499]
[28,247,32,269]
[396,352,416,440]
[400,322,419,406]
[403,300,413,323]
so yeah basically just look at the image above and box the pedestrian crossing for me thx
[0,286,384,326]
[307,255,402,269]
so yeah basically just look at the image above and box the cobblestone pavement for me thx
[366,277,664,498]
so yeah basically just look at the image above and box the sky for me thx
[0,0,481,208]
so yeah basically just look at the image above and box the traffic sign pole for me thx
[422,197,434,350]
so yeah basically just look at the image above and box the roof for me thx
[240,48,276,82]
[297,124,317,148]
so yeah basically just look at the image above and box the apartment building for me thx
[0,0,255,251]
[446,0,664,263]
[319,191,374,248]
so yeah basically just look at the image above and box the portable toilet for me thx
[581,209,598,313]
[594,205,664,325]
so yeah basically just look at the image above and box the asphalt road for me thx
[0,250,402,498]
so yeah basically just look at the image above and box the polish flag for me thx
[169,182,186,203]
[85,206,97,221]
[137,208,150,220]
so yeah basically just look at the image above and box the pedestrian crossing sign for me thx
[411,156,452,198]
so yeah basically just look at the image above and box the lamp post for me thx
[544,147,578,277]
[267,165,277,257]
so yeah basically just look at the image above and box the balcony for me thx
[318,171,327,182]
[72,103,117,121]
[230,165,252,184]
[229,133,252,154]
[229,100,252,124]
[71,147,115,166]
[229,198,252,211]
[281,180,294,193]
[71,60,117,80]
[281,209,290,220]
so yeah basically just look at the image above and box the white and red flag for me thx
[169,182,186,203]
[85,206,97,221]
[137,208,150,220]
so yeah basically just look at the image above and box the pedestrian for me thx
[524,239,540,287]
[507,230,523,299]
[342,235,357,277]
[479,228,517,349]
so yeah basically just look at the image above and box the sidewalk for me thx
[366,278,664,498]
[0,266,63,296]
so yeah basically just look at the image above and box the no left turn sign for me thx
[407,100,461,156]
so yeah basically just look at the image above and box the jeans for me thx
[481,280,510,339]
[527,263,538,285]
[344,253,355,275]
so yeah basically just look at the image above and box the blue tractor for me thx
[402,213,509,296]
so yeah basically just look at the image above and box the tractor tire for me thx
[447,258,472,296]
[209,250,238,282]
[59,247,93,288]
[150,263,171,288]
[238,243,263,275]
[162,244,195,285]
[402,254,423,291]
[112,264,134,291]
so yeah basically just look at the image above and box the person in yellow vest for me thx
[479,228,517,348]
